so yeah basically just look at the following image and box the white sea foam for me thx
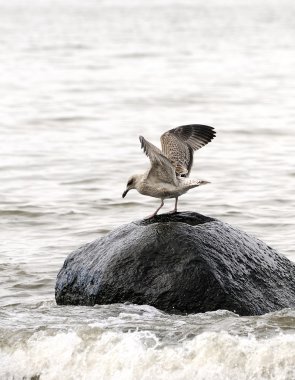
[1,329,295,380]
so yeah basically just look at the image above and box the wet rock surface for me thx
[55,212,295,315]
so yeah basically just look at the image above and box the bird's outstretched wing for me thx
[160,124,215,176]
[139,136,177,184]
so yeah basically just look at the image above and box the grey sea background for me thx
[1,0,295,379]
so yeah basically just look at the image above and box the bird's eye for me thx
[127,179,133,186]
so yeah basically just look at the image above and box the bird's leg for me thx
[168,196,178,214]
[174,196,178,212]
[146,199,164,218]
[152,199,164,216]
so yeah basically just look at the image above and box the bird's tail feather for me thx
[181,178,210,189]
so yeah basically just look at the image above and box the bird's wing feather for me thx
[160,124,215,176]
[139,136,177,184]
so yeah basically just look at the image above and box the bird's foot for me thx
[167,209,177,214]
[144,213,157,219]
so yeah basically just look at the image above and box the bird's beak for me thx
[122,189,129,198]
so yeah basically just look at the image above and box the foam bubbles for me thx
[1,329,295,380]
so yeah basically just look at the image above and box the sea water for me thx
[1,0,295,378]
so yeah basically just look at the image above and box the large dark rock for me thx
[55,212,295,315]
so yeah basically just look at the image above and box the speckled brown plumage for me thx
[160,124,216,176]
[123,124,216,217]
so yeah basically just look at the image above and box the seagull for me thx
[122,124,216,217]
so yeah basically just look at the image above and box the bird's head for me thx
[122,175,140,198]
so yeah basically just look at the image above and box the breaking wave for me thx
[1,328,295,380]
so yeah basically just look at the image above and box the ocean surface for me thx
[1,0,295,379]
